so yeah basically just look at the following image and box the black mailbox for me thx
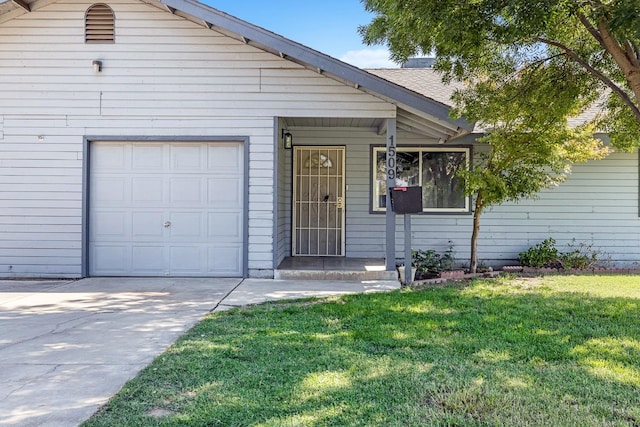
[390,186,423,214]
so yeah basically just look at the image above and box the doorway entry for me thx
[292,146,345,256]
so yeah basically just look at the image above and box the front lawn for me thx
[84,275,640,426]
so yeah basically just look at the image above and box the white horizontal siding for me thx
[282,128,640,267]
[0,0,395,277]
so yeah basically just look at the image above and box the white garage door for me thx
[89,141,244,277]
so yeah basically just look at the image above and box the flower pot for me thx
[397,265,417,285]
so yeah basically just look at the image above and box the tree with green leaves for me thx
[360,0,637,272]
[459,127,608,273]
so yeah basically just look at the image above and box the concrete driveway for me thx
[0,277,398,426]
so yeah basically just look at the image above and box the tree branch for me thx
[537,36,640,122]
[524,52,566,70]
[578,13,604,46]
[624,40,640,68]
[501,52,567,99]
[577,13,640,68]
[595,19,640,108]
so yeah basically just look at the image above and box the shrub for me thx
[558,240,600,270]
[518,238,559,268]
[519,238,604,270]
[412,249,440,275]
[412,241,456,277]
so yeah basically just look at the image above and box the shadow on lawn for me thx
[85,279,640,426]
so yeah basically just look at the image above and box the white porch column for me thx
[385,118,397,271]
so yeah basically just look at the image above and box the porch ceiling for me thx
[285,117,382,129]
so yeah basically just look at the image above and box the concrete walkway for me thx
[0,277,399,426]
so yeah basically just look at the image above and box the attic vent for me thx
[85,4,115,43]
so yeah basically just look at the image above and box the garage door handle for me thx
[164,221,171,228]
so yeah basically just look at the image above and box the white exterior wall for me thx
[0,0,395,277]
[286,128,640,267]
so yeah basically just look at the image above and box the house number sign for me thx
[386,134,396,183]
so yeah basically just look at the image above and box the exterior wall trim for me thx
[272,117,279,272]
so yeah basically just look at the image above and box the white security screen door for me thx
[293,146,345,256]
[89,141,244,277]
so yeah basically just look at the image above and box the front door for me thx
[293,146,345,256]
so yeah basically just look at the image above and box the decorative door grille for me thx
[292,146,345,256]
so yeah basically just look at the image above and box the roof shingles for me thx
[366,68,461,106]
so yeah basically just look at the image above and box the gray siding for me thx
[479,151,640,266]
[0,0,394,278]
[281,127,640,267]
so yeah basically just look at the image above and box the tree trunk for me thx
[595,20,640,113]
[470,193,483,274]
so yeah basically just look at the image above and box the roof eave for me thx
[0,0,473,132]
[159,0,473,132]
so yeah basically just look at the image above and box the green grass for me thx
[83,275,640,426]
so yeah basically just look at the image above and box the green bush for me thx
[412,241,455,277]
[558,240,600,270]
[518,238,559,268]
[519,238,603,270]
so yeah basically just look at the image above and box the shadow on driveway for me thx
[0,277,240,427]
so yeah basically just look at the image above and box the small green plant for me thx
[412,241,456,278]
[518,238,559,268]
[411,249,440,275]
[558,240,600,270]
[476,260,493,273]
[441,240,456,271]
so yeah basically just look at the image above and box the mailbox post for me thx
[390,186,423,284]
[385,122,397,272]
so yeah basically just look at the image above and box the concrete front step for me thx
[274,269,398,281]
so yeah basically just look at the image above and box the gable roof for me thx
[370,67,607,132]
[367,68,461,107]
[158,0,472,134]
[0,0,473,138]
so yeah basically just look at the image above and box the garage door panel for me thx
[89,141,244,277]
[170,177,203,204]
[132,177,164,203]
[172,145,203,170]
[132,144,164,169]
[132,246,165,273]
[208,144,242,173]
[132,211,164,238]
[92,143,126,170]
[93,178,128,204]
[208,178,242,206]
[92,245,128,275]
[91,211,127,239]
[208,212,242,240]
[169,246,202,273]
[170,212,202,239]
[207,246,243,274]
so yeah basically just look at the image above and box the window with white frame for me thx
[372,146,470,213]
